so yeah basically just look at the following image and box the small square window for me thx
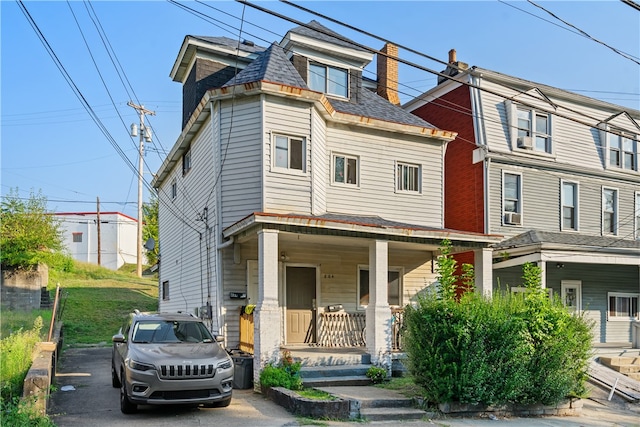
[274,134,305,172]
[72,232,82,243]
[162,281,170,301]
[309,63,348,98]
[396,162,420,193]
[333,154,358,185]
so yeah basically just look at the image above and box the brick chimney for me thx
[377,43,401,106]
[438,48,469,84]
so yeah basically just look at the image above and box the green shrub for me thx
[404,251,593,406]
[259,357,303,391]
[365,366,387,384]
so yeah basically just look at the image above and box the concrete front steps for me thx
[300,364,372,387]
[317,385,431,422]
[599,356,640,380]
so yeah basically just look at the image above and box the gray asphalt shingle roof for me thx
[223,43,308,88]
[493,230,640,250]
[288,20,368,53]
[191,36,265,54]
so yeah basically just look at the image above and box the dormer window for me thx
[516,107,551,153]
[309,63,348,98]
[609,132,637,171]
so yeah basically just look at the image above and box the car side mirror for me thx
[215,335,224,343]
[112,333,125,343]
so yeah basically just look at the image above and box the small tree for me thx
[436,239,458,300]
[0,189,65,268]
[142,194,159,266]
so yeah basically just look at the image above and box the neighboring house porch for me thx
[492,231,640,345]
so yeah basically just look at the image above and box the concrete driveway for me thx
[49,347,640,427]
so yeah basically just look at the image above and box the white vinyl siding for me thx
[636,191,640,240]
[311,109,327,215]
[324,127,444,228]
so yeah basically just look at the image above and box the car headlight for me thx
[216,359,232,370]
[127,359,155,372]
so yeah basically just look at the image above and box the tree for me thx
[142,193,159,266]
[0,188,64,268]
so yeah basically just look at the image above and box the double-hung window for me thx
[516,107,551,153]
[608,292,639,321]
[602,187,618,235]
[635,191,640,240]
[503,172,522,225]
[170,179,177,200]
[358,267,402,308]
[333,154,358,185]
[274,134,305,172]
[182,148,191,175]
[561,181,578,231]
[608,131,637,171]
[309,63,348,98]
[396,162,420,193]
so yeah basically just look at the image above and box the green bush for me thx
[259,357,303,391]
[404,255,593,406]
[365,366,387,384]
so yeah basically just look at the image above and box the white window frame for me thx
[502,171,523,225]
[602,187,618,236]
[182,148,192,176]
[72,232,83,243]
[514,105,552,154]
[357,266,403,309]
[635,191,640,240]
[607,292,639,321]
[273,134,306,173]
[170,179,177,200]
[395,161,421,193]
[607,130,638,172]
[561,180,579,231]
[162,280,170,301]
[561,280,582,313]
[309,62,348,98]
[332,153,359,186]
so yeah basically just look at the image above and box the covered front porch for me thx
[220,212,501,387]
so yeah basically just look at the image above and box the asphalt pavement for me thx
[49,347,640,427]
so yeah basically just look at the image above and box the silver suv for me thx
[111,311,233,413]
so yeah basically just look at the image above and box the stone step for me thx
[300,363,370,378]
[360,407,428,422]
[600,356,640,366]
[302,375,371,387]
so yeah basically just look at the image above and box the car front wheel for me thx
[119,371,137,414]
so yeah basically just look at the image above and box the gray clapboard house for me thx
[405,50,640,345]
[152,23,500,382]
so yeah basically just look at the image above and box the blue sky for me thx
[2,1,638,219]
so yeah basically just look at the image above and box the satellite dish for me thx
[144,238,156,251]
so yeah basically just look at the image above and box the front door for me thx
[561,280,582,314]
[286,266,316,344]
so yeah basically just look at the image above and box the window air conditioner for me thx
[517,136,533,149]
[504,212,522,225]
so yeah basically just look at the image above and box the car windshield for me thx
[131,320,214,344]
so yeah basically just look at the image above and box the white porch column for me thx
[253,229,281,391]
[366,240,391,367]
[474,248,493,298]
[538,261,547,289]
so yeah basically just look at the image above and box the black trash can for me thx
[230,350,253,389]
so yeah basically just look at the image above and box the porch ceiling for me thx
[223,212,501,251]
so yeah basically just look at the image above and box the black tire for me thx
[111,363,121,388]
[203,397,231,408]
[120,371,137,414]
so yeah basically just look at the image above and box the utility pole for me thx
[96,196,101,266]
[128,101,155,278]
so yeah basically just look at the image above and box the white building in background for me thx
[56,212,139,270]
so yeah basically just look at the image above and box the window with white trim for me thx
[608,292,639,321]
[602,187,618,235]
[171,179,177,200]
[72,232,83,243]
[274,134,305,172]
[396,162,420,193]
[309,63,348,98]
[358,267,402,308]
[516,106,552,153]
[182,148,191,175]
[609,131,638,171]
[503,172,522,225]
[162,281,170,301]
[332,153,358,185]
[561,181,578,231]
[635,191,640,240]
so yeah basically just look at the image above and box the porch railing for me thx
[317,312,366,347]
[391,308,404,352]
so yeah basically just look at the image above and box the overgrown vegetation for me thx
[0,317,55,427]
[403,240,593,406]
[259,353,303,391]
[0,188,73,270]
[365,366,387,384]
[142,194,159,266]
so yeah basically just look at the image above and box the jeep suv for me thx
[111,311,233,413]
